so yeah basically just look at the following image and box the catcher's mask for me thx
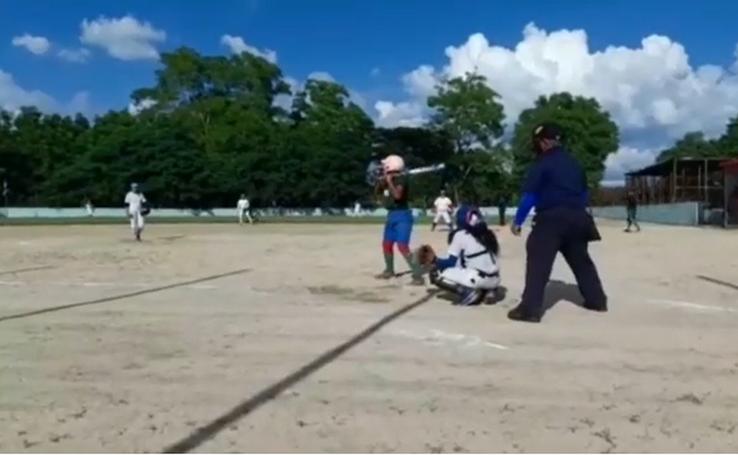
[455,205,482,230]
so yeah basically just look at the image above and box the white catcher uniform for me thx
[439,230,500,290]
[237,197,253,224]
[433,195,454,226]
[125,191,147,233]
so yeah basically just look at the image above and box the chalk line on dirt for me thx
[0,265,54,277]
[0,268,250,323]
[392,328,510,350]
[0,280,217,290]
[648,298,738,314]
[162,290,439,453]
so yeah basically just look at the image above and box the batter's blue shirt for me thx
[522,146,588,212]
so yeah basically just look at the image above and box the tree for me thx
[716,116,738,157]
[428,72,505,153]
[447,145,515,206]
[287,79,375,206]
[511,93,619,189]
[656,131,720,162]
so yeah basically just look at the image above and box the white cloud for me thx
[307,71,335,82]
[220,34,277,63]
[127,98,156,115]
[0,68,97,117]
[12,34,51,55]
[604,146,657,184]
[374,100,426,128]
[370,67,381,77]
[402,65,437,98]
[80,15,165,61]
[58,47,91,63]
[376,23,738,180]
[0,69,57,111]
[67,91,92,115]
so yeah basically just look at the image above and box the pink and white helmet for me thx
[381,154,405,173]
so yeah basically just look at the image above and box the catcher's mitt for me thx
[414,244,437,272]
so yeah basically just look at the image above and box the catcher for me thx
[416,205,501,306]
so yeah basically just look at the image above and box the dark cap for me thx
[532,122,564,142]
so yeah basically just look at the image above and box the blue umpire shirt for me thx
[514,146,588,226]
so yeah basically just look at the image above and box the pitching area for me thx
[1,222,737,452]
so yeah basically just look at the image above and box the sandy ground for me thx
[1,220,737,453]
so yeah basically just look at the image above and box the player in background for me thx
[83,196,94,217]
[625,191,641,232]
[431,190,454,231]
[124,183,147,241]
[237,194,253,225]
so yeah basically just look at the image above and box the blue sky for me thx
[2,0,738,179]
[1,0,737,112]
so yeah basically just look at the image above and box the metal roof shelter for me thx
[625,157,728,207]
[626,157,738,227]
[721,159,738,173]
[722,159,738,227]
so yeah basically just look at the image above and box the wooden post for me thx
[671,158,677,202]
[704,159,709,205]
[724,168,728,228]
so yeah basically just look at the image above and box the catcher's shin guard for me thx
[458,288,487,306]
[431,271,461,294]
[431,271,486,306]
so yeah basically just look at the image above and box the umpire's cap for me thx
[532,122,564,142]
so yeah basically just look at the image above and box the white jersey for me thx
[237,198,250,211]
[434,196,453,213]
[447,230,497,275]
[125,191,146,213]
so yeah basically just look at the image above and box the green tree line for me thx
[1,47,627,209]
[656,121,738,163]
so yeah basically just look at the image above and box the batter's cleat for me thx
[374,270,395,280]
[410,276,425,286]
[458,289,484,306]
[507,305,541,323]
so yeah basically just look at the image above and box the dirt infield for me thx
[1,221,737,452]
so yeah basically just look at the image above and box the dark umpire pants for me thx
[520,207,607,317]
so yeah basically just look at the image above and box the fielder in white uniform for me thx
[431,205,501,306]
[124,183,147,241]
[431,190,454,231]
[237,194,253,225]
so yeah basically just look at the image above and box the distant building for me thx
[626,157,738,227]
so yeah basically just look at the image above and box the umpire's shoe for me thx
[507,305,541,323]
[582,301,608,312]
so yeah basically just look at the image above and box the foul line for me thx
[648,298,738,314]
[0,268,250,324]
[0,265,54,277]
[162,290,439,453]
[696,275,738,292]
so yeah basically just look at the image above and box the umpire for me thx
[509,122,607,323]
